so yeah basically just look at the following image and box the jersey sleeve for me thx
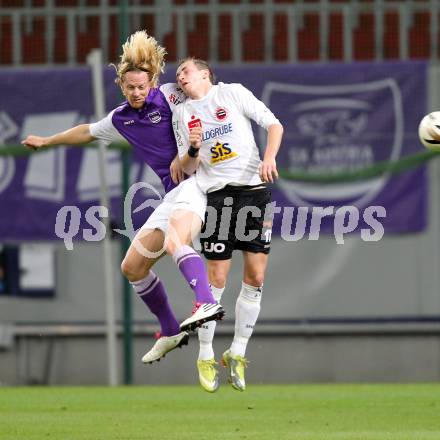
[172,108,189,159]
[89,109,126,144]
[159,83,186,112]
[227,83,280,129]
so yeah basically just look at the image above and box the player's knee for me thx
[210,273,227,288]
[243,273,265,288]
[165,239,180,256]
[120,258,131,278]
[208,266,227,287]
[121,258,141,282]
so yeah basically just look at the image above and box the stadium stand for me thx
[0,0,439,65]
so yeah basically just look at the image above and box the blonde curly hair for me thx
[113,30,166,87]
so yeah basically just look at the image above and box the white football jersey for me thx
[172,82,280,193]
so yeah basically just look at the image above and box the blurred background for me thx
[0,0,439,387]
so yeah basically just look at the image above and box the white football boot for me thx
[142,331,189,364]
[180,302,225,332]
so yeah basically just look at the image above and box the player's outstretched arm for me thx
[260,123,284,183]
[21,124,96,150]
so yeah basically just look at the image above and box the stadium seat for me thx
[328,12,343,60]
[54,16,67,63]
[76,16,100,63]
[242,14,265,62]
[218,14,233,62]
[273,13,288,61]
[353,13,375,60]
[0,18,13,65]
[22,18,46,64]
[297,13,320,61]
[186,14,210,60]
[162,14,178,62]
[409,11,431,59]
[383,11,399,59]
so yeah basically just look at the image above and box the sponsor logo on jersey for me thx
[173,121,185,148]
[188,115,202,130]
[123,119,135,125]
[148,111,161,124]
[202,122,233,142]
[215,107,228,121]
[168,93,183,105]
[210,141,238,165]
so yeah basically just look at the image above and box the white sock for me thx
[198,285,224,360]
[230,282,262,358]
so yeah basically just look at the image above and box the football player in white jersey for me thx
[172,58,284,392]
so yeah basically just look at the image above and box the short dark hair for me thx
[177,57,216,84]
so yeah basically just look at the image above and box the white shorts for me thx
[141,175,207,232]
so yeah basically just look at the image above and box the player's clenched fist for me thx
[21,135,48,150]
[189,126,203,150]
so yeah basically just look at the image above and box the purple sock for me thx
[131,272,180,336]
[173,245,216,304]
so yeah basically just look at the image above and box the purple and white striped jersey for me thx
[90,83,185,193]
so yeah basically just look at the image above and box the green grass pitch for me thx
[1,384,440,440]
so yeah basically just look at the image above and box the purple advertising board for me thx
[0,61,428,242]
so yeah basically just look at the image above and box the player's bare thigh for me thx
[166,209,203,254]
[121,228,166,281]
